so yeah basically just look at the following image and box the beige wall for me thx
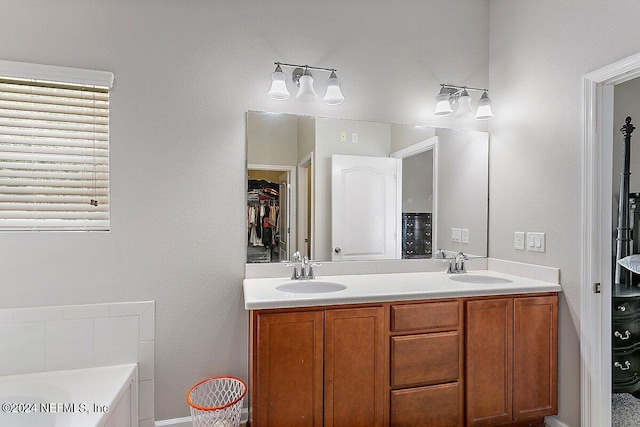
[489,1,640,425]
[0,0,490,420]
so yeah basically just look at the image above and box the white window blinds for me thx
[0,66,112,231]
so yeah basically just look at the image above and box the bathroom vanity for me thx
[244,268,560,427]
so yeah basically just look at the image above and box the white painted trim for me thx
[395,158,403,259]
[545,415,571,427]
[0,59,114,87]
[155,408,249,426]
[389,136,437,159]
[154,416,192,427]
[581,51,640,427]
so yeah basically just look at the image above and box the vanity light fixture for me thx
[267,62,344,105]
[433,84,494,120]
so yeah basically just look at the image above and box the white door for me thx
[278,173,290,262]
[331,154,400,261]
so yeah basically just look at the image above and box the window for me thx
[0,61,113,231]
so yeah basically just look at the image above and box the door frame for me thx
[297,153,314,259]
[581,51,640,427]
[390,136,438,254]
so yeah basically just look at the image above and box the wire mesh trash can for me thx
[187,376,247,427]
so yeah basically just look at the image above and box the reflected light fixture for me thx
[432,84,494,120]
[267,62,344,105]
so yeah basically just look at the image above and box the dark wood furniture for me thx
[402,213,432,259]
[612,286,640,394]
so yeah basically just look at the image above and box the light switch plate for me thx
[526,232,545,252]
[514,231,525,250]
[462,229,469,244]
[451,228,461,243]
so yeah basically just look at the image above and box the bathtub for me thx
[0,364,138,427]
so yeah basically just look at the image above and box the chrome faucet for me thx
[451,252,469,274]
[287,251,318,280]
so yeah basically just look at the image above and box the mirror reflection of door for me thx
[331,154,401,261]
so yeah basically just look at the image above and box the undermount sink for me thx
[276,280,347,294]
[448,274,513,284]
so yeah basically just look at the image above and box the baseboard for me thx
[545,415,570,427]
[155,409,249,426]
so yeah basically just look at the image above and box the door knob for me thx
[334,247,341,254]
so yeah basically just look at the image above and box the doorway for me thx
[582,52,640,427]
[247,165,295,263]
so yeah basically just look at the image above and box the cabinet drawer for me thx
[391,382,460,427]
[391,332,459,388]
[391,301,459,332]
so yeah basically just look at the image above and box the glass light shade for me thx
[323,72,344,105]
[455,89,473,117]
[433,93,453,116]
[474,91,494,120]
[296,74,317,102]
[267,68,290,100]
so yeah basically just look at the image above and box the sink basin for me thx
[449,274,513,284]
[276,280,347,294]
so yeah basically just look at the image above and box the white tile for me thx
[0,322,45,375]
[138,302,155,341]
[138,341,154,381]
[93,316,139,366]
[13,306,63,323]
[0,309,12,324]
[63,304,110,320]
[45,319,93,371]
[109,302,146,317]
[138,379,154,421]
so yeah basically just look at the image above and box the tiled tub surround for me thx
[0,301,155,427]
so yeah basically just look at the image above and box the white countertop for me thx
[243,269,562,310]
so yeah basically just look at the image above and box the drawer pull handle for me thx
[618,305,627,312]
[615,361,631,371]
[407,232,413,236]
[615,330,632,340]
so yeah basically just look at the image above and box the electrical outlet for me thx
[514,231,525,250]
[451,228,461,243]
[352,132,359,143]
[526,232,545,253]
[462,229,469,244]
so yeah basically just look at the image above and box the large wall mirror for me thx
[246,111,488,263]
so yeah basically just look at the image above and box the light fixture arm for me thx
[275,62,337,74]
[440,84,488,94]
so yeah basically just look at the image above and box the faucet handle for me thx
[292,251,302,262]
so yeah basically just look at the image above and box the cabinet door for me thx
[466,298,513,427]
[324,307,385,427]
[513,295,558,420]
[255,311,323,427]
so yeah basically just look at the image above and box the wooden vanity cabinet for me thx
[250,293,557,427]
[250,306,385,427]
[465,294,558,427]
